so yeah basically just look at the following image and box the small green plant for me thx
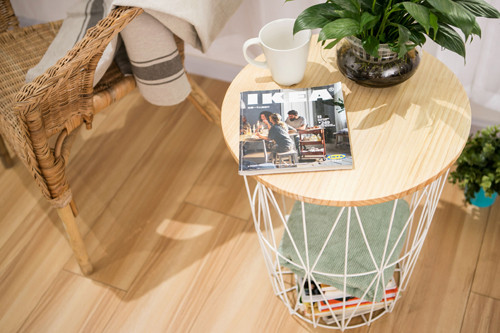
[449,125,500,204]
[286,0,500,58]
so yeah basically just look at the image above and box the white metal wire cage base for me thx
[244,171,449,331]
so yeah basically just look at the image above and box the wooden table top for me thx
[221,35,471,206]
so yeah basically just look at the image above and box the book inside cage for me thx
[296,275,398,320]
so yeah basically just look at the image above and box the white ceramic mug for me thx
[243,18,311,86]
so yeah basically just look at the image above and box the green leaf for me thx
[397,24,411,58]
[407,26,427,45]
[324,39,342,49]
[455,0,500,18]
[362,35,380,57]
[359,12,380,31]
[480,175,493,189]
[426,0,477,39]
[430,12,439,39]
[471,20,482,38]
[358,0,374,12]
[318,18,360,41]
[293,3,342,34]
[336,0,361,16]
[402,2,432,34]
[432,23,466,58]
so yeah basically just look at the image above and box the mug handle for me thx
[243,38,267,69]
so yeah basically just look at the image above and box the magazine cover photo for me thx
[239,82,353,175]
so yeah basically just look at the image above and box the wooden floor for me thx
[0,75,498,333]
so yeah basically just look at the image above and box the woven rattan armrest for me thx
[9,6,143,206]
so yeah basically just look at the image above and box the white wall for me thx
[10,0,500,128]
[183,0,322,82]
[11,0,74,25]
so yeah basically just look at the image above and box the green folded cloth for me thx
[278,200,410,301]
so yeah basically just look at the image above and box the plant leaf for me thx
[293,3,342,34]
[336,0,361,16]
[426,0,477,39]
[430,12,439,39]
[472,20,482,38]
[359,12,380,31]
[407,26,427,45]
[358,0,373,11]
[318,18,360,41]
[324,39,342,49]
[455,0,500,18]
[397,24,411,58]
[402,2,432,34]
[362,35,380,57]
[433,23,466,58]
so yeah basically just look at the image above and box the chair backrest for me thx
[0,0,19,32]
[7,6,142,204]
[15,7,143,138]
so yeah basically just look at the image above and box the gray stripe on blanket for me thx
[130,50,177,65]
[135,70,185,86]
[131,56,184,81]
[76,0,104,43]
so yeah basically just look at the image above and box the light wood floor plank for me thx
[102,203,250,332]
[472,199,500,299]
[64,99,223,289]
[185,140,255,220]
[0,164,51,270]
[0,75,498,332]
[65,91,182,233]
[0,209,74,332]
[461,293,500,333]
[18,270,126,332]
[369,182,490,333]
[182,217,287,333]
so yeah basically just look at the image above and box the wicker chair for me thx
[0,0,18,167]
[0,2,221,275]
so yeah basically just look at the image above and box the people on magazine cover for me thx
[256,113,296,158]
[240,115,251,134]
[257,111,273,131]
[285,110,306,130]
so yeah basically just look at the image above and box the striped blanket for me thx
[26,0,242,106]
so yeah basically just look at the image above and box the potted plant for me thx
[286,0,500,87]
[449,125,500,207]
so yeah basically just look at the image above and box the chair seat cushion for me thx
[279,200,410,301]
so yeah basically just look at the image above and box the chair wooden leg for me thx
[70,199,79,217]
[56,204,93,275]
[187,75,221,126]
[0,135,14,168]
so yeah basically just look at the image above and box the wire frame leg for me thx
[244,171,449,330]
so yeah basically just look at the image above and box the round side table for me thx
[221,35,470,330]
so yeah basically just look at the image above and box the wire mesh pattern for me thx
[244,170,449,330]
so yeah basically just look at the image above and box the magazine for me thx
[296,275,398,318]
[238,82,353,175]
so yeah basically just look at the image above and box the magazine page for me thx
[238,82,353,175]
